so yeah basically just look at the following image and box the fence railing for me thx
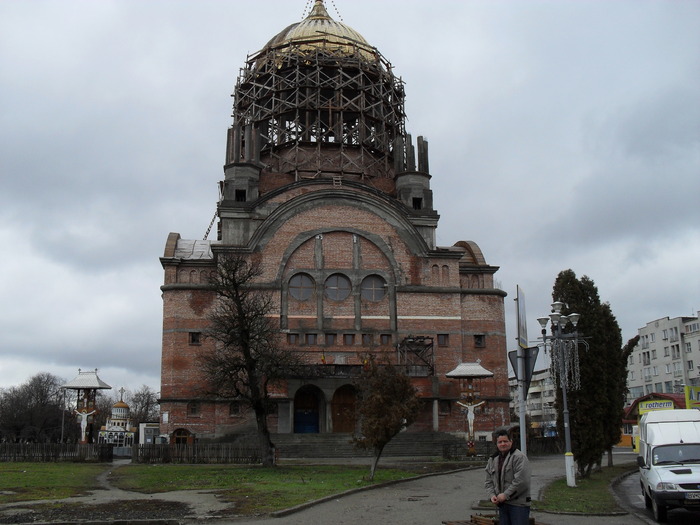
[0,443,262,464]
[0,443,113,462]
[133,444,261,464]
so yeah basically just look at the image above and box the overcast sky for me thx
[1,0,698,394]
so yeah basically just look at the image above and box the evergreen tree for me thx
[602,333,638,466]
[551,269,623,478]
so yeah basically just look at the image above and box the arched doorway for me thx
[294,385,323,433]
[331,384,357,433]
[172,428,193,445]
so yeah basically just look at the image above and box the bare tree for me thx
[202,254,304,467]
[0,373,65,442]
[90,390,117,442]
[127,385,160,427]
[353,355,422,480]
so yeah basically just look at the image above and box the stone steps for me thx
[271,432,473,458]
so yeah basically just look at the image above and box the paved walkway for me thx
[212,453,645,525]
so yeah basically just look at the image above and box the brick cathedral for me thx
[159,0,510,444]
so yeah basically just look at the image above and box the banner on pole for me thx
[516,285,528,349]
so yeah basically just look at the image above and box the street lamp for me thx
[537,301,584,488]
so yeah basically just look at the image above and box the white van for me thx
[637,409,700,522]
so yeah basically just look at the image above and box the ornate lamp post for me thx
[537,301,583,488]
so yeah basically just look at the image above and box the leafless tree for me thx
[0,372,66,442]
[353,355,422,480]
[201,254,304,467]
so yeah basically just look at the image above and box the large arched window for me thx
[324,273,351,301]
[289,273,315,300]
[360,275,386,301]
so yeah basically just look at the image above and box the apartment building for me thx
[509,368,558,437]
[626,313,700,405]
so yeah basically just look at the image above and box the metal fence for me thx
[0,443,113,462]
[0,443,262,464]
[133,444,261,464]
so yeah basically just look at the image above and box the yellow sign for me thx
[639,399,674,414]
[685,386,700,410]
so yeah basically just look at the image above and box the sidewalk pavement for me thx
[211,452,646,525]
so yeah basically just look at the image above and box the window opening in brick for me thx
[287,333,299,344]
[289,273,315,300]
[325,273,351,301]
[305,333,317,345]
[325,333,337,345]
[235,189,247,202]
[362,333,373,346]
[360,275,386,301]
[343,333,355,345]
[380,333,391,345]
[189,332,202,345]
[187,402,200,416]
[412,197,422,210]
[437,333,449,346]
[474,334,486,348]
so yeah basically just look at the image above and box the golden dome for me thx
[113,400,129,409]
[261,0,376,60]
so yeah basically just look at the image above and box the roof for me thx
[260,0,376,61]
[446,362,494,379]
[62,369,112,390]
[624,392,686,419]
[174,239,214,260]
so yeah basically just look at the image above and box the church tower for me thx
[160,0,509,444]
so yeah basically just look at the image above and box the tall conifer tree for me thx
[551,269,623,477]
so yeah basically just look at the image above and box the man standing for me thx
[484,429,531,525]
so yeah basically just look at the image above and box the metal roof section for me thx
[261,0,376,61]
[446,361,494,379]
[174,238,214,260]
[62,368,112,390]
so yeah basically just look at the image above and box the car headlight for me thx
[656,482,679,491]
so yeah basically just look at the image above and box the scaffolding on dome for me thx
[227,42,407,180]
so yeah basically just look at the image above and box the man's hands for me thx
[491,493,507,505]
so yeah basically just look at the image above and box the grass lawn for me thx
[109,463,420,514]
[0,460,639,516]
[534,463,638,514]
[0,463,105,503]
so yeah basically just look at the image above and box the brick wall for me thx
[160,182,509,440]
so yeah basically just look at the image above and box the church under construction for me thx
[159,0,510,445]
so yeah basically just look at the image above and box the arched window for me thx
[324,273,351,301]
[361,275,386,301]
[289,273,315,300]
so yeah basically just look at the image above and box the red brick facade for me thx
[159,1,510,443]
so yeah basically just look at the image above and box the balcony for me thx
[288,364,431,379]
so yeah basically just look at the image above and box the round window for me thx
[324,273,352,301]
[289,273,315,301]
[361,275,387,301]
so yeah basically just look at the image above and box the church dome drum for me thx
[227,0,406,180]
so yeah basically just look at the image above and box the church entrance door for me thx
[294,385,322,433]
[331,384,357,433]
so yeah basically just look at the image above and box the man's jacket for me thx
[484,447,531,507]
